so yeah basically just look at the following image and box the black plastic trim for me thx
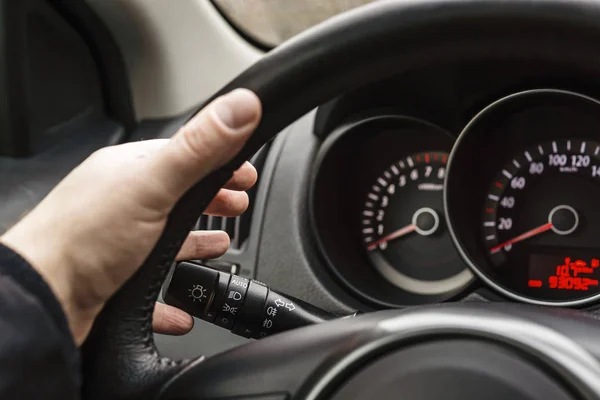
[48,0,136,133]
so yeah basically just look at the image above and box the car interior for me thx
[5,0,600,399]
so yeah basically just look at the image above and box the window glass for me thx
[212,0,379,48]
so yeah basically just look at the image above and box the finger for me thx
[175,230,230,261]
[145,89,262,207]
[153,303,194,335]
[204,189,249,217]
[223,161,257,191]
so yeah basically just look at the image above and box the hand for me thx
[153,163,256,336]
[0,89,262,345]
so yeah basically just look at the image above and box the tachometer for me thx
[362,151,472,295]
[313,114,473,307]
[482,139,600,301]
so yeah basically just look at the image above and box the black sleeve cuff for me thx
[0,243,76,350]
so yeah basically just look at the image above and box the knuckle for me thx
[205,106,235,145]
[176,124,204,157]
[175,119,220,163]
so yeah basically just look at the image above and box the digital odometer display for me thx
[481,139,600,302]
[528,253,600,299]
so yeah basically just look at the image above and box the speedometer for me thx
[445,89,600,306]
[483,139,600,301]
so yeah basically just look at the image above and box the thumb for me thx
[146,88,262,205]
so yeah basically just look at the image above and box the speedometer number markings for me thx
[443,90,600,305]
[481,138,600,299]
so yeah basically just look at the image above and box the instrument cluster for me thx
[311,89,600,308]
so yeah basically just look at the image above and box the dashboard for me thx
[152,59,600,357]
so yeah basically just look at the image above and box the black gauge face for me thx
[362,151,472,295]
[482,139,600,302]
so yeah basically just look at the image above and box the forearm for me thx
[0,243,80,399]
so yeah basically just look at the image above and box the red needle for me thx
[490,222,553,254]
[367,224,417,251]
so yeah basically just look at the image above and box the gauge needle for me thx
[367,224,417,251]
[490,222,553,254]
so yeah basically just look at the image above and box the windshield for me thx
[212,0,378,48]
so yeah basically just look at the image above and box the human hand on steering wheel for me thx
[0,89,262,345]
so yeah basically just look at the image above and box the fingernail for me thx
[213,88,261,131]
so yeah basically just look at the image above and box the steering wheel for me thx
[81,1,600,399]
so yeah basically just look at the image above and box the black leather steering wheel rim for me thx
[81,1,600,399]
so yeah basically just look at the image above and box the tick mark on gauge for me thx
[377,178,387,187]
[581,141,587,153]
[368,193,379,201]
[567,140,572,151]
[512,160,521,168]
[366,202,373,208]
[363,210,374,217]
[407,157,414,167]
[362,228,374,234]
[486,235,496,240]
[484,221,496,227]
[399,161,405,168]
[552,141,558,153]
[372,186,381,192]
[538,145,544,155]
[595,146,600,156]
[525,151,532,162]
[488,194,500,201]
[391,165,399,175]
[384,171,392,179]
[502,170,512,179]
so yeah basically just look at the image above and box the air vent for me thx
[196,214,248,250]
[194,142,271,250]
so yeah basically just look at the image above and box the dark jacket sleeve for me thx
[0,243,80,399]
